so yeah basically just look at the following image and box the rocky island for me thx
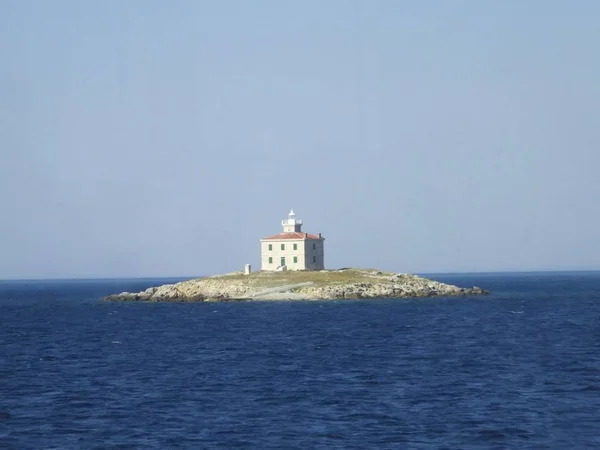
[104,269,488,302]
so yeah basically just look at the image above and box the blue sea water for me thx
[1,272,599,449]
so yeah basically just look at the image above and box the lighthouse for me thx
[260,210,325,271]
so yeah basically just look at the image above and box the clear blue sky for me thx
[1,1,599,278]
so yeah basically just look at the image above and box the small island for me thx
[105,211,488,302]
[104,268,488,302]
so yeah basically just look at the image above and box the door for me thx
[280,257,286,266]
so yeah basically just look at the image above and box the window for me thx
[312,243,316,250]
[293,243,297,250]
[268,244,272,251]
[268,257,273,264]
[313,256,316,263]
[293,256,298,264]
[281,243,285,250]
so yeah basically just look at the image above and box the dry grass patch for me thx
[199,268,399,288]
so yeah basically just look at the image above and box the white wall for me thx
[260,238,325,271]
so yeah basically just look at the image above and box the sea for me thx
[0,272,599,449]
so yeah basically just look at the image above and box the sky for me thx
[1,1,599,278]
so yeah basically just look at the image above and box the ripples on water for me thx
[1,273,599,449]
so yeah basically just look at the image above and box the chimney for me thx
[318,233,321,238]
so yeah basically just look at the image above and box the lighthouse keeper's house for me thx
[260,210,325,271]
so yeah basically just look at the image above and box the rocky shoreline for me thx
[104,269,488,302]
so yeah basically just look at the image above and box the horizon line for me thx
[1,268,600,282]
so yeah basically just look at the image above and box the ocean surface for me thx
[1,272,599,449]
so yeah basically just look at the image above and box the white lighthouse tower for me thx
[282,209,303,233]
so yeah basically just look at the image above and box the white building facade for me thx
[260,210,325,271]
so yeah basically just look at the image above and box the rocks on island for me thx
[104,269,488,302]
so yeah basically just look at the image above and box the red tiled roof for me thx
[261,232,322,240]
